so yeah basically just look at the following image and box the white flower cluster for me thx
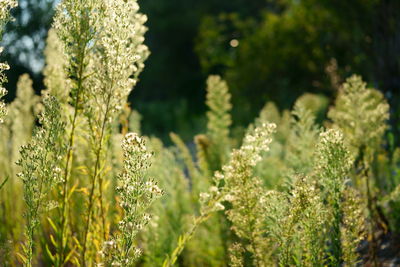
[214,123,276,265]
[0,85,7,123]
[88,0,149,123]
[53,0,100,60]
[316,129,353,175]
[0,0,17,123]
[53,0,102,107]
[16,96,66,265]
[120,133,152,172]
[241,123,276,166]
[265,175,327,266]
[17,96,66,193]
[200,122,276,221]
[315,128,357,265]
[319,128,344,145]
[101,133,162,265]
[0,0,17,22]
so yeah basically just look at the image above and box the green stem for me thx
[58,42,87,267]
[163,214,209,267]
[26,150,50,267]
[163,193,223,267]
[0,176,8,190]
[81,87,113,266]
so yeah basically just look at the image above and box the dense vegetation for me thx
[2,0,400,141]
[1,0,400,266]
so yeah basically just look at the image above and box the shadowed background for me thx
[2,0,400,142]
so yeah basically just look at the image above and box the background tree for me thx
[2,0,399,142]
[196,0,400,135]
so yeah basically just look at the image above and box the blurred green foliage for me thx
[196,0,400,127]
[2,0,399,141]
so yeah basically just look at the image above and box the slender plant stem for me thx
[163,214,209,267]
[0,176,8,190]
[81,89,113,265]
[162,193,223,267]
[26,152,49,267]
[365,166,378,267]
[58,42,87,267]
